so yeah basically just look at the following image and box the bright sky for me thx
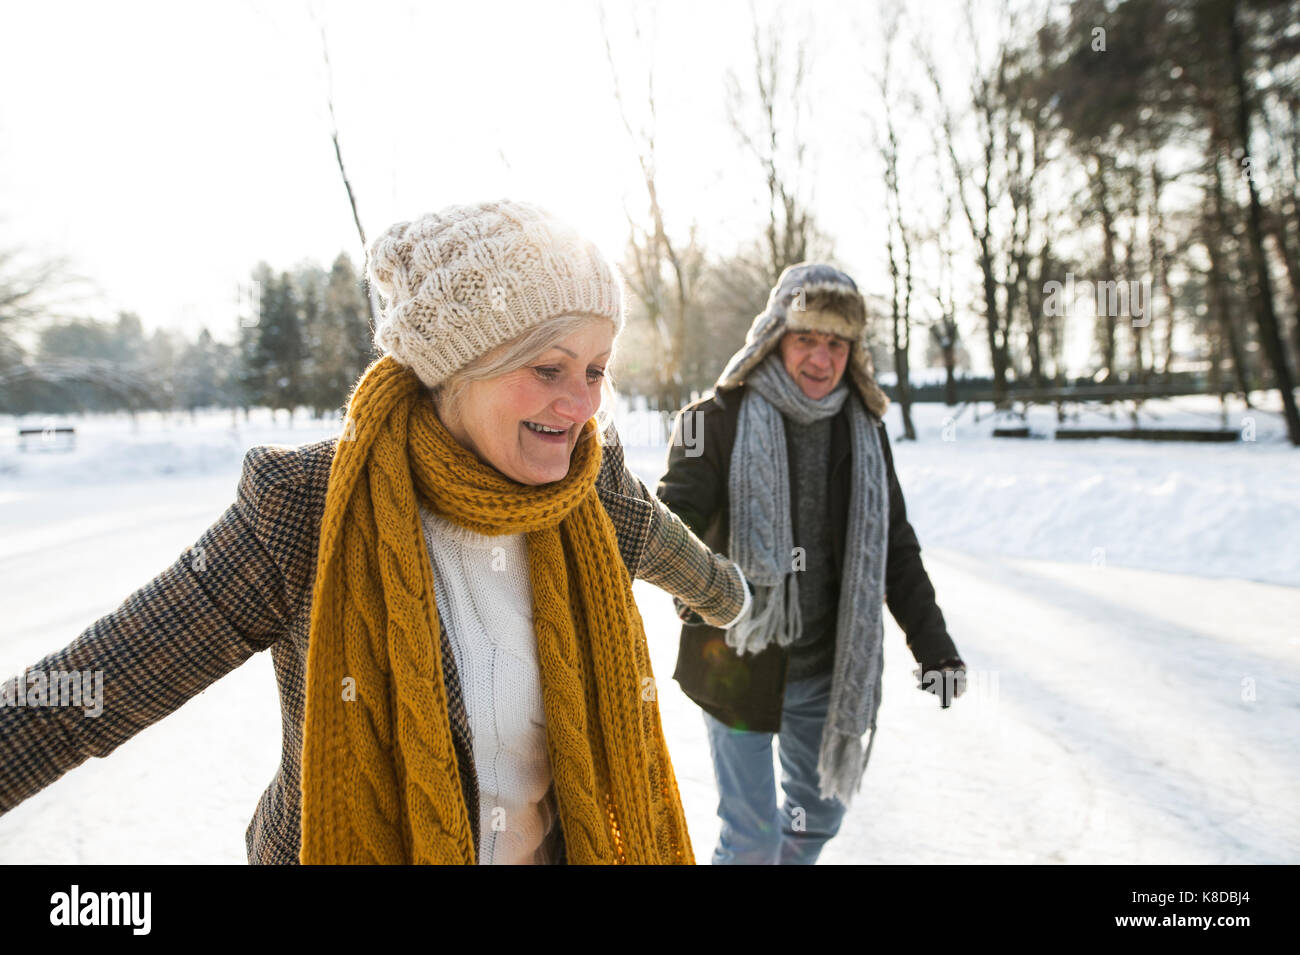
[1,0,1065,372]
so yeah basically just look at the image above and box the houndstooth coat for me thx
[0,420,744,863]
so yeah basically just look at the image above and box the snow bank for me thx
[3,393,1296,586]
[614,392,1300,588]
[0,409,341,488]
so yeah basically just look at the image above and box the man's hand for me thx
[914,657,966,708]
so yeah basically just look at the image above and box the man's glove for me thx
[913,656,966,708]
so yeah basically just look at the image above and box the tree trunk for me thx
[1149,162,1175,380]
[943,337,957,406]
[1025,244,1047,390]
[1093,153,1119,383]
[1210,315,1223,396]
[892,320,915,439]
[886,218,916,439]
[1226,0,1300,443]
[1265,206,1300,374]
[1208,163,1254,405]
[978,235,1007,406]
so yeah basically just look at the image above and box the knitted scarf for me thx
[299,355,693,864]
[727,352,890,804]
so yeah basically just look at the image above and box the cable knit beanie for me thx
[368,200,624,389]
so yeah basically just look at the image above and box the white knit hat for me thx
[368,200,624,388]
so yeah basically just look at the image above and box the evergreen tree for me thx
[325,253,376,411]
[297,253,376,418]
[295,264,327,418]
[259,271,305,422]
[240,266,307,423]
[110,312,148,367]
[230,263,272,419]
[178,328,226,417]
[145,327,179,413]
[37,318,116,362]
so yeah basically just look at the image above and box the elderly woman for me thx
[0,200,750,865]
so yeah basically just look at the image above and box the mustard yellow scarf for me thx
[298,355,693,864]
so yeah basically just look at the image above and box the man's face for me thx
[778,329,851,400]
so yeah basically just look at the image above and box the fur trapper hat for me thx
[714,262,889,417]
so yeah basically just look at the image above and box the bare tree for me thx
[1259,105,1300,371]
[998,32,1054,392]
[919,13,1013,407]
[1223,0,1300,444]
[313,12,380,339]
[726,4,822,288]
[0,239,91,410]
[1206,149,1255,405]
[1148,158,1176,380]
[926,187,964,407]
[871,1,917,439]
[599,4,706,410]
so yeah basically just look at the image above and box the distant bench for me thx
[1053,428,1238,442]
[955,385,1244,442]
[990,426,1237,441]
[17,427,76,452]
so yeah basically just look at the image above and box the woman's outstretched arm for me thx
[596,418,749,630]
[0,446,298,813]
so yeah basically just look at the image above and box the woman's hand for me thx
[597,417,748,629]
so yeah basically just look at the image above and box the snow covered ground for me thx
[0,394,1296,863]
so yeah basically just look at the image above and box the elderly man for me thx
[656,263,966,865]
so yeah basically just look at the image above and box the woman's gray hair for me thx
[431,312,619,440]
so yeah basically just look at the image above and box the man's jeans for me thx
[702,668,847,864]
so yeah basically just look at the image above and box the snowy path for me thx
[806,548,1300,865]
[0,466,1295,863]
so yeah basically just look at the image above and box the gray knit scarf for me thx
[727,351,889,804]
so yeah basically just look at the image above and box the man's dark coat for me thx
[655,382,958,732]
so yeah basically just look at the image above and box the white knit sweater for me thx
[419,504,560,865]
[418,502,751,865]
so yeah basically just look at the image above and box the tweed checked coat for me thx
[0,419,745,864]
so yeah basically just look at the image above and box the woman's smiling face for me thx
[440,320,614,485]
